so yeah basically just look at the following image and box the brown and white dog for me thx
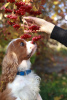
[0,38,42,100]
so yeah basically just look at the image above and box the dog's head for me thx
[7,38,37,63]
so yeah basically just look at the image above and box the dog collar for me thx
[17,70,31,76]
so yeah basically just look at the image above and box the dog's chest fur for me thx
[8,60,41,100]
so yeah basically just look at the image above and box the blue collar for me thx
[17,70,31,76]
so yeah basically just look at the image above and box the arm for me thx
[50,26,67,46]
[24,16,67,47]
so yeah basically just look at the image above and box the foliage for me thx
[40,73,67,100]
[0,0,66,46]
[59,48,67,56]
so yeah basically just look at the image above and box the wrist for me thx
[40,21,55,34]
[47,22,55,34]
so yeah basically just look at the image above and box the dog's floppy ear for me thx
[0,52,18,92]
[0,88,16,100]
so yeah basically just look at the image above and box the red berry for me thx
[5,8,12,13]
[29,10,41,16]
[7,15,12,18]
[7,21,15,25]
[10,16,17,19]
[7,32,11,35]
[15,2,25,8]
[21,34,31,39]
[7,15,17,20]
[29,25,40,31]
[7,0,15,3]
[32,35,41,43]
[0,0,4,3]
[13,24,20,30]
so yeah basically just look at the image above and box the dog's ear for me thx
[0,52,18,92]
[0,88,16,100]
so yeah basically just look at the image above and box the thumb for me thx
[23,16,36,22]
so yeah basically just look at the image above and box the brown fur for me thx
[0,88,16,100]
[0,39,28,94]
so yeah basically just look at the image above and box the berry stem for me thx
[22,17,24,33]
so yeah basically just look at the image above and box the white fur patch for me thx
[26,41,37,55]
[8,71,41,100]
[18,60,31,71]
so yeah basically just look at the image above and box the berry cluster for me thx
[5,8,12,13]
[32,35,41,43]
[6,1,41,30]
[7,21,15,25]
[15,2,32,15]
[14,9,25,16]
[7,15,17,19]
[21,34,31,39]
[7,0,15,3]
[0,0,4,3]
[14,1,41,16]
[29,25,40,31]
[13,24,20,30]
[15,1,25,8]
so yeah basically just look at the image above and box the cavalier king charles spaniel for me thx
[0,38,42,100]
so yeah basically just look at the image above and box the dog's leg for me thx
[37,94,42,100]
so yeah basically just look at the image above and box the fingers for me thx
[23,16,36,20]
[23,16,37,24]
[23,16,44,32]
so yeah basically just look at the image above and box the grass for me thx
[40,73,67,100]
[58,48,67,56]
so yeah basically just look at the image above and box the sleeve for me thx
[50,26,67,47]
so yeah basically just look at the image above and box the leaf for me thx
[62,82,66,85]
[0,3,10,10]
[54,96,61,100]
[53,1,59,5]
[5,2,10,7]
[32,5,37,11]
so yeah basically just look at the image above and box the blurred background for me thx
[0,0,67,100]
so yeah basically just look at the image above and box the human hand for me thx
[23,16,55,34]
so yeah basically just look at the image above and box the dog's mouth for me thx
[27,45,37,59]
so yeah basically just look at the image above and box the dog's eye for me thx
[20,42,24,46]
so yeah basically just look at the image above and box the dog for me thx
[0,38,42,100]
